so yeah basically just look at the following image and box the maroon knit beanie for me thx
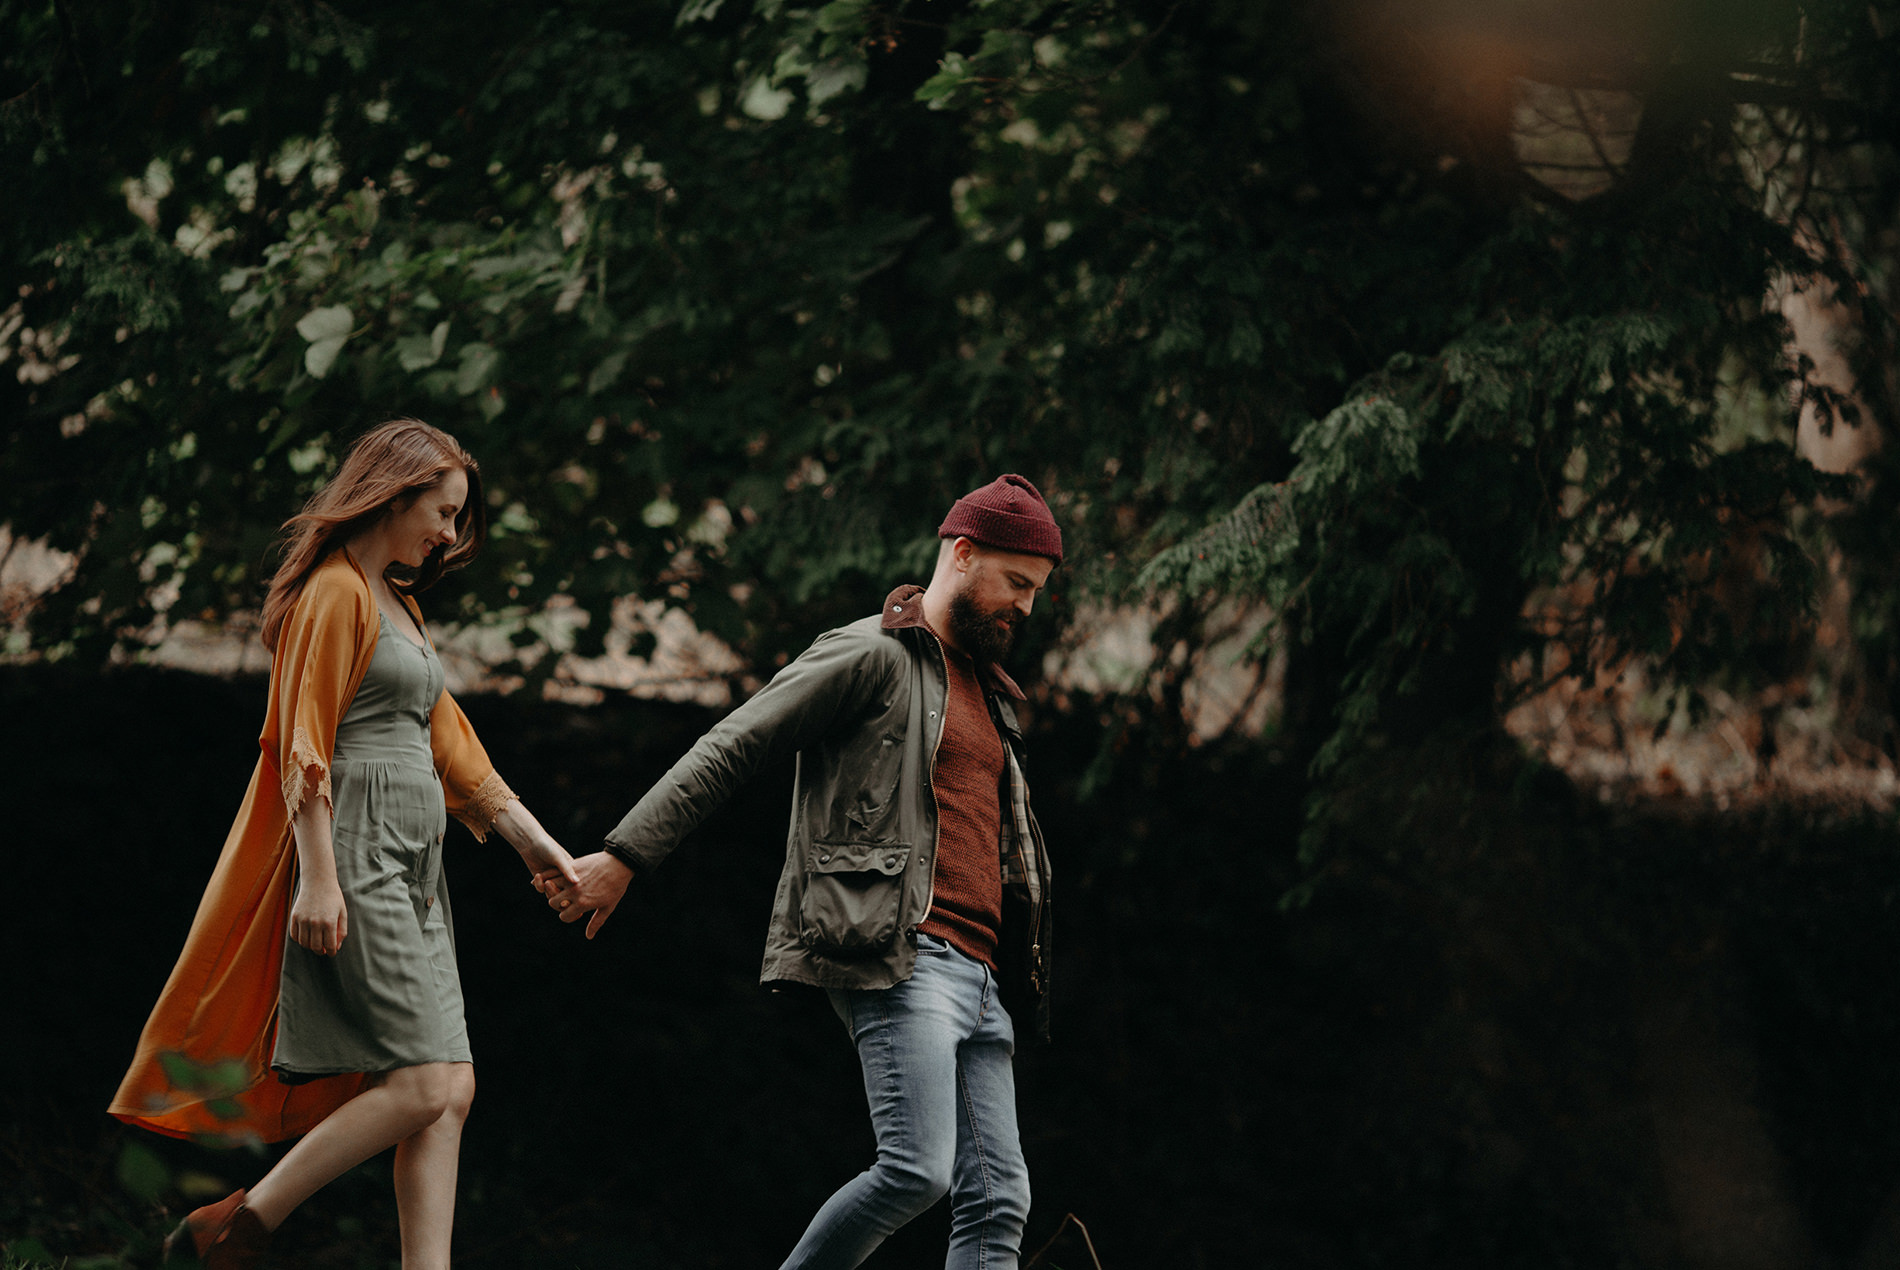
[938,474,1064,564]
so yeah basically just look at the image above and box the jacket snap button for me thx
[819,854,831,864]
[884,856,897,869]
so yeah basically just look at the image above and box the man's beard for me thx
[947,586,1020,662]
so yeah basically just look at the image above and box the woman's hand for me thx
[290,881,348,955]
[490,798,582,894]
[515,834,581,890]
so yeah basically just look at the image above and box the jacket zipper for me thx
[917,633,949,933]
[1015,745,1047,993]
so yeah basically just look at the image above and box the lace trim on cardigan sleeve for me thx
[456,770,516,842]
[282,725,333,821]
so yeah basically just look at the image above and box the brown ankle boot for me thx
[164,1188,270,1268]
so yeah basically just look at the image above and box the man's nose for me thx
[1015,594,1034,618]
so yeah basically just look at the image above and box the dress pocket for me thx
[798,840,911,958]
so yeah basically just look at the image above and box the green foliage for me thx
[1148,285,1836,765]
[7,0,1900,865]
[154,1052,250,1124]
[2,0,1286,667]
[112,1143,167,1206]
[5,0,985,662]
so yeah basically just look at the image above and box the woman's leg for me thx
[392,1062,476,1270]
[242,1064,456,1231]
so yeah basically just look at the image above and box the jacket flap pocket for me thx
[809,840,910,876]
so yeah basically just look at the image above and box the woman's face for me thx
[386,467,469,568]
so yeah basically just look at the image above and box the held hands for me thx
[289,881,348,956]
[513,833,581,892]
[488,796,582,908]
[534,851,633,940]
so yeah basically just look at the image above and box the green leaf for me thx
[741,74,794,121]
[806,58,866,107]
[397,320,451,371]
[116,1141,170,1203]
[295,304,354,378]
[454,342,500,395]
[466,248,562,281]
[813,0,869,35]
[153,1053,252,1096]
[587,350,628,395]
[914,53,972,106]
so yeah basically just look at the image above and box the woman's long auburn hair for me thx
[259,419,486,651]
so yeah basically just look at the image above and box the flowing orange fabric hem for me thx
[108,764,367,1146]
[109,1070,369,1145]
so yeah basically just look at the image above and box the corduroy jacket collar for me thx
[881,584,1027,701]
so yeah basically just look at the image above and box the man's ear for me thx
[951,536,979,572]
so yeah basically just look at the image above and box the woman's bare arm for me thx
[288,796,347,955]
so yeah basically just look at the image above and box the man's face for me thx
[946,544,1055,662]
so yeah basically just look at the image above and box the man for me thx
[546,474,1060,1270]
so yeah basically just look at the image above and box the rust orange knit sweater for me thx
[919,639,1005,968]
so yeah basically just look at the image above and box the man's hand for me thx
[289,881,348,955]
[538,851,634,939]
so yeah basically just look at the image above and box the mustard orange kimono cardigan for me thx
[109,550,516,1143]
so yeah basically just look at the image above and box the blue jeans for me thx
[782,934,1031,1270]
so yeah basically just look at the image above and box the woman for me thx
[109,419,578,1270]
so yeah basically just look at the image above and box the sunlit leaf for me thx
[741,75,793,121]
[295,305,353,378]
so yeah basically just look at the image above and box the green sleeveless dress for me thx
[272,611,472,1078]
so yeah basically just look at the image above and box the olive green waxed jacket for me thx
[602,585,1052,1040]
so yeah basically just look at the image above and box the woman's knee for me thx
[442,1063,475,1124]
[381,1063,456,1128]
